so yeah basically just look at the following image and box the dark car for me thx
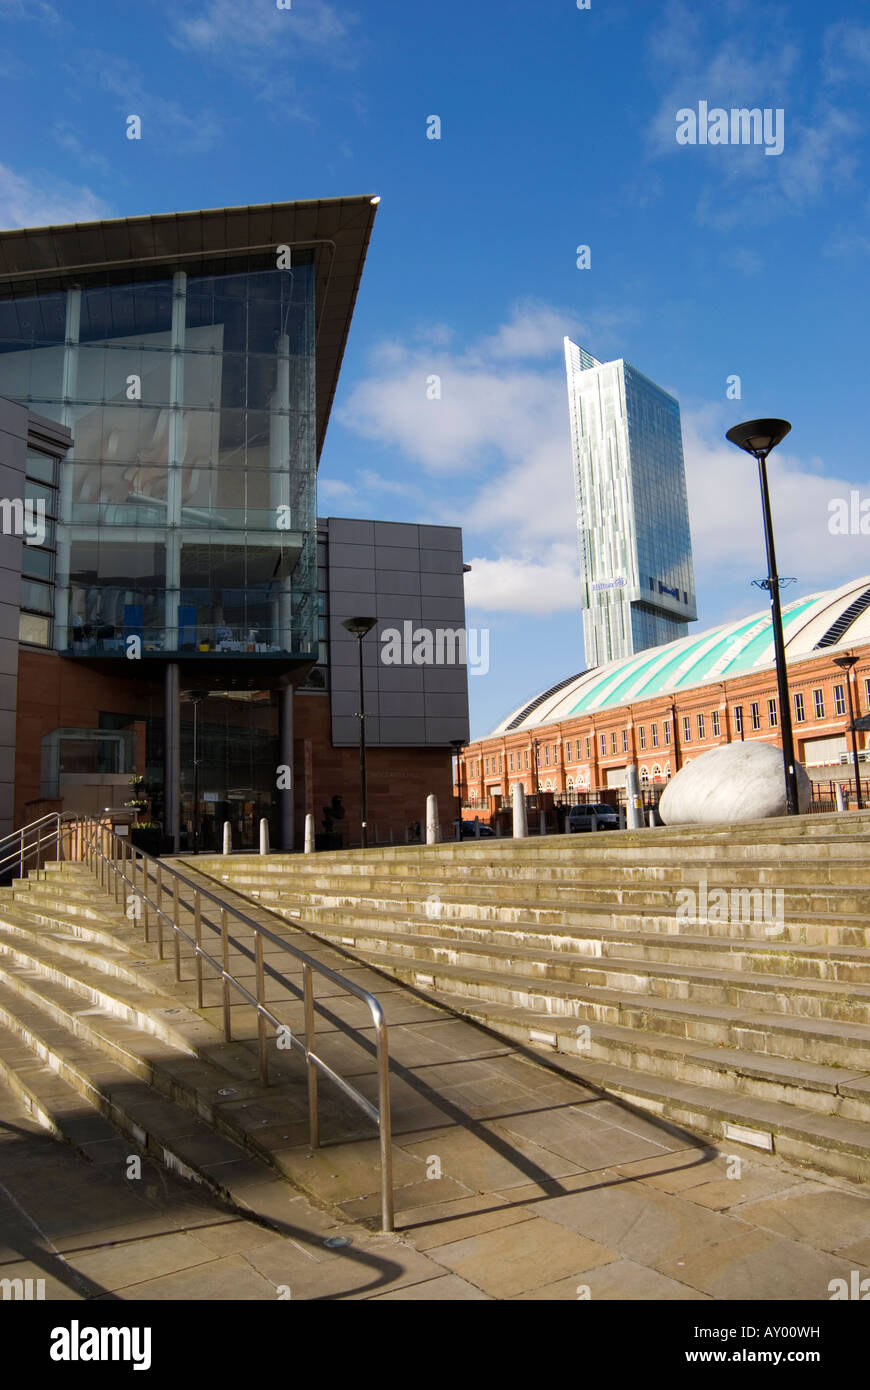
[565,802,620,833]
[454,819,496,839]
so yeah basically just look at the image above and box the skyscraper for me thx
[564,339,697,667]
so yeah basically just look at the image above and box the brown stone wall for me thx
[294,692,455,847]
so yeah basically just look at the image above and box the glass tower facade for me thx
[564,339,697,668]
[0,259,317,662]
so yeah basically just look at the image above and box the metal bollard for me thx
[259,818,270,855]
[426,794,439,845]
[304,813,314,853]
[222,820,232,855]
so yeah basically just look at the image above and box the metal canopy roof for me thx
[0,195,379,461]
[489,575,870,736]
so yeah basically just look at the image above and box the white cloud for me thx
[464,550,580,615]
[0,162,111,229]
[682,405,870,593]
[171,0,351,53]
[81,52,223,155]
[645,2,861,227]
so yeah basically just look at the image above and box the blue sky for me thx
[2,0,869,737]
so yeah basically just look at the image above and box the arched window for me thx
[566,777,574,792]
[544,779,553,791]
[652,764,662,781]
[640,766,650,785]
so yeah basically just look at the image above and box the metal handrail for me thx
[73,818,394,1232]
[0,812,80,879]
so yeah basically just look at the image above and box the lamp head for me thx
[341,616,377,639]
[833,655,859,672]
[725,418,792,457]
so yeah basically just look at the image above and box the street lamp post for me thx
[450,738,465,840]
[833,655,864,810]
[342,617,377,848]
[726,419,800,816]
[186,690,209,854]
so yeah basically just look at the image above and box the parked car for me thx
[565,802,620,833]
[454,819,496,839]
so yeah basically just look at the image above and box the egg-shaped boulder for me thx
[658,741,812,825]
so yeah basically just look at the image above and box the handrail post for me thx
[221,907,232,1041]
[36,825,41,876]
[194,891,203,1009]
[155,862,164,960]
[121,840,128,916]
[173,883,182,982]
[255,933,268,1087]
[303,963,319,1149]
[141,853,150,943]
[376,1019,394,1233]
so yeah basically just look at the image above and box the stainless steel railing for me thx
[0,812,79,880]
[74,818,394,1231]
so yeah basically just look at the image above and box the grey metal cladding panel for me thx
[378,716,427,743]
[0,672,17,712]
[423,665,469,694]
[328,566,376,594]
[326,518,375,545]
[0,533,23,571]
[0,743,14,783]
[376,594,423,621]
[421,596,466,623]
[0,602,19,643]
[420,548,463,575]
[374,521,419,548]
[374,546,421,572]
[0,708,15,745]
[327,542,376,570]
[0,637,16,680]
[375,569,421,597]
[424,692,469,718]
[332,714,382,745]
[330,690,363,718]
[426,717,470,743]
[378,691,426,718]
[0,462,27,495]
[328,593,382,620]
[376,666,425,694]
[419,525,462,551]
[421,572,465,597]
[0,397,27,439]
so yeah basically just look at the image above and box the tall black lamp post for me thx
[450,738,465,804]
[725,418,800,816]
[833,655,864,810]
[185,690,209,854]
[341,616,377,848]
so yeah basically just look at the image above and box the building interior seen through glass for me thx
[0,258,317,658]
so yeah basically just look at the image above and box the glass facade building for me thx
[564,339,697,667]
[0,198,380,850]
[0,261,316,661]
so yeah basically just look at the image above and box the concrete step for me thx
[267,905,870,984]
[251,888,870,949]
[200,868,870,920]
[295,919,870,1024]
[423,989,870,1183]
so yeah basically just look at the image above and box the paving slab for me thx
[429,1216,617,1298]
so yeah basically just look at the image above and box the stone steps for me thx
[425,991,870,1182]
[233,888,870,950]
[184,816,870,1182]
[277,918,870,1020]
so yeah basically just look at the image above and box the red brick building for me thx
[459,577,870,813]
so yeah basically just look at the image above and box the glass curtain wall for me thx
[0,259,317,660]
